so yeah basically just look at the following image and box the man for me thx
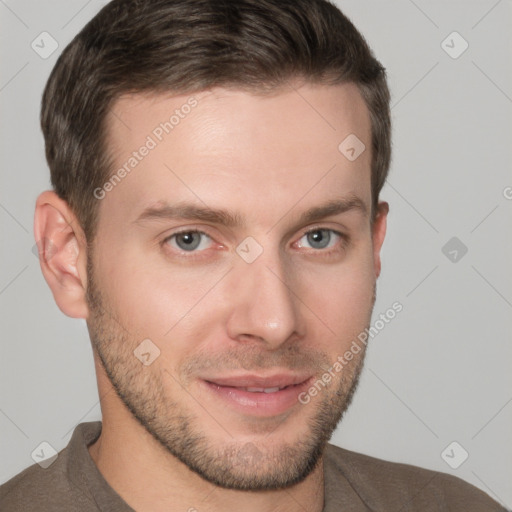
[0,0,506,510]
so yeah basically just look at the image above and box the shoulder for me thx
[323,443,507,511]
[0,423,102,511]
[0,449,95,512]
[1,452,77,511]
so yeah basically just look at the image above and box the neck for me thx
[88,417,325,512]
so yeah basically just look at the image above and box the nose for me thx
[225,247,304,349]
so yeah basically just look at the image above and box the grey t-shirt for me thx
[0,421,506,511]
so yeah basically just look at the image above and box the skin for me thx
[34,82,388,512]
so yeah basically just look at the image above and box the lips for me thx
[203,373,311,389]
[200,373,313,417]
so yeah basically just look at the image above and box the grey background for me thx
[1,0,511,507]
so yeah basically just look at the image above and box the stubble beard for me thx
[85,255,373,491]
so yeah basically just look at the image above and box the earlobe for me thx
[372,201,389,279]
[34,191,89,319]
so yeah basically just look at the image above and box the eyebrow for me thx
[133,195,368,229]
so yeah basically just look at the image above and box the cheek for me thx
[296,247,375,343]
[97,249,225,340]
[94,234,376,352]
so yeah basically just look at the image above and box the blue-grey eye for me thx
[302,229,340,250]
[169,231,211,252]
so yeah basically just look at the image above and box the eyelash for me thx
[161,227,348,260]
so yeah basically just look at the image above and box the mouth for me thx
[232,386,288,393]
[200,373,314,417]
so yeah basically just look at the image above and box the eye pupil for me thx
[176,232,201,251]
[169,229,339,255]
[307,229,331,249]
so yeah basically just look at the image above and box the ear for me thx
[372,201,389,279]
[34,190,89,318]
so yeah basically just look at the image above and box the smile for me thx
[200,373,314,417]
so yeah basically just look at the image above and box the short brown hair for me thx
[41,0,391,239]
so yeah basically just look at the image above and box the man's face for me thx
[85,83,384,490]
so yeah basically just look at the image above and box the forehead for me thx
[99,84,372,229]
